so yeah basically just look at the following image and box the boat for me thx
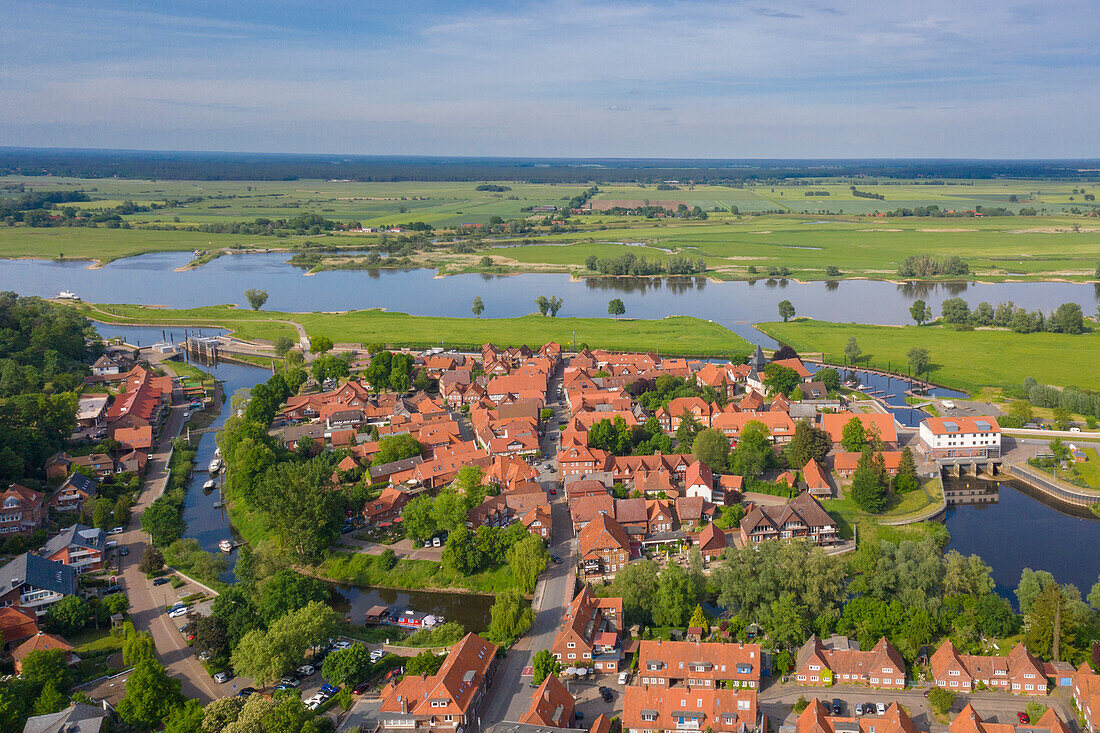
[214,447,222,458]
[219,539,233,553]
[203,479,216,491]
[56,290,80,300]
[208,458,222,474]
[393,609,443,629]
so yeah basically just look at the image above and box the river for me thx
[5,251,1100,345]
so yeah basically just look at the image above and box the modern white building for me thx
[918,416,1001,460]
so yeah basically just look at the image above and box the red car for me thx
[1017,713,1029,725]
[353,682,371,695]
[549,487,557,495]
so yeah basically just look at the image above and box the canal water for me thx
[7,251,1100,346]
[945,480,1100,600]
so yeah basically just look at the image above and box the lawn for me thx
[758,319,1100,392]
[1075,449,1100,488]
[0,226,292,263]
[823,478,943,540]
[76,302,754,357]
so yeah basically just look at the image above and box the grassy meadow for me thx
[758,319,1100,392]
[2,175,1098,279]
[78,302,753,357]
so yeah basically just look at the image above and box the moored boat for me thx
[219,539,233,552]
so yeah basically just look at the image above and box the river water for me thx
[5,251,1100,345]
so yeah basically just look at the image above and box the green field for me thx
[79,303,753,357]
[758,319,1100,392]
[3,175,1099,279]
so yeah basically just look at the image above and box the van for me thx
[1070,426,1082,432]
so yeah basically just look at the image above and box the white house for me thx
[918,416,1001,460]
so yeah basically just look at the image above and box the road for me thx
[480,365,579,726]
[115,359,230,704]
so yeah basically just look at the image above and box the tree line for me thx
[585,253,706,276]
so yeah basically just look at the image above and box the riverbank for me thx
[758,319,1100,392]
[73,302,755,357]
[315,551,522,595]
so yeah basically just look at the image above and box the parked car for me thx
[279,675,301,688]
[370,649,385,662]
[153,577,170,586]
[598,686,614,702]
[305,699,322,711]
[855,704,865,716]
[108,527,124,535]
[832,700,843,715]
[548,487,557,495]
[320,684,340,696]
[353,682,371,695]
[168,607,189,619]
[432,536,442,547]
[865,702,874,715]
[1018,713,1030,724]
[105,540,118,549]
[119,547,129,556]
[876,703,886,715]
[550,554,562,564]
[214,671,232,684]
[237,687,257,698]
[297,664,315,677]
[198,651,211,661]
[333,641,352,651]
[103,585,123,595]
[575,710,584,720]
[1070,426,1082,433]
[618,671,629,685]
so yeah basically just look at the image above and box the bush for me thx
[928,688,956,715]
[793,697,810,713]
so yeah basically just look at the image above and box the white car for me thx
[333,640,353,651]
[108,527,124,535]
[168,607,189,619]
[1070,426,1082,432]
[618,671,629,685]
[876,703,887,715]
[305,699,322,711]
[297,664,315,677]
[370,650,385,662]
[432,537,441,547]
[214,671,231,684]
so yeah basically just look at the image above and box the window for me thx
[567,642,575,648]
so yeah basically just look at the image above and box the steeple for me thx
[749,345,767,371]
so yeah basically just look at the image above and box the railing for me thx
[1008,463,1100,507]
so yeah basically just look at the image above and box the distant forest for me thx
[0,148,1096,183]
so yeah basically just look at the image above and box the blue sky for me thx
[2,0,1098,157]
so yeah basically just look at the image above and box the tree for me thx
[653,563,696,627]
[840,417,867,452]
[163,699,205,733]
[535,296,550,316]
[1017,568,1056,615]
[273,336,295,357]
[763,363,800,396]
[850,446,887,512]
[675,411,702,451]
[1008,400,1034,424]
[844,336,862,364]
[507,534,549,594]
[1049,302,1084,334]
[140,545,164,575]
[372,434,423,466]
[441,526,482,575]
[689,604,709,631]
[141,495,185,546]
[778,300,796,322]
[785,419,832,469]
[910,299,932,325]
[1024,581,1076,661]
[769,593,810,649]
[117,660,185,729]
[406,650,445,677]
[817,368,841,392]
[893,447,919,493]
[608,298,626,318]
[309,335,333,354]
[255,569,330,625]
[941,297,971,324]
[487,589,533,645]
[471,296,485,318]
[123,630,157,667]
[31,684,68,717]
[907,347,931,376]
[231,602,338,686]
[532,649,561,685]
[321,645,373,687]
[20,649,71,692]
[693,428,730,472]
[191,615,229,659]
[401,495,436,544]
[431,489,471,533]
[1052,407,1072,431]
[548,296,563,317]
[45,594,90,636]
[378,548,398,571]
[607,559,660,626]
[255,459,344,561]
[244,289,269,311]
[729,420,773,477]
[928,688,955,716]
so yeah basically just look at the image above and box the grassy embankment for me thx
[758,319,1100,393]
[317,552,519,595]
[76,302,754,357]
[823,478,945,542]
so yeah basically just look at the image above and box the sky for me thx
[2,0,1098,158]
